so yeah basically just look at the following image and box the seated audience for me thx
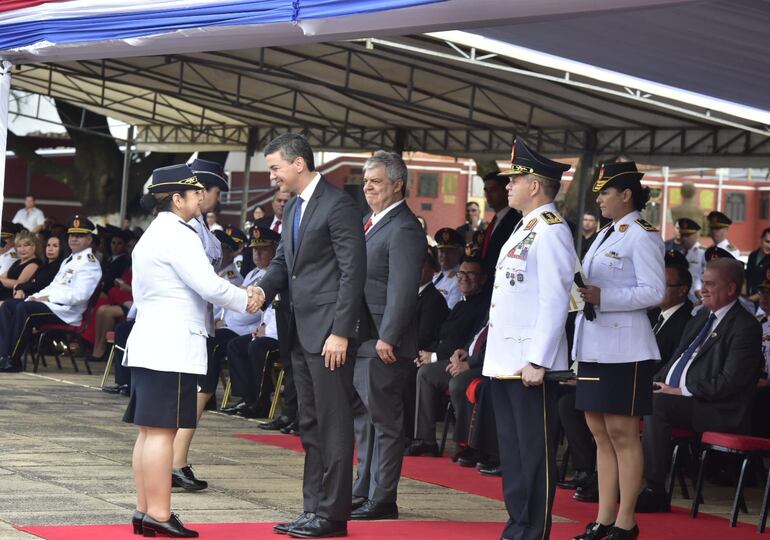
[86,267,133,362]
[0,230,41,301]
[99,228,132,293]
[456,201,485,244]
[638,258,763,512]
[432,228,466,309]
[0,216,102,372]
[650,251,694,364]
[12,195,46,233]
[751,276,770,437]
[746,227,770,301]
[13,233,66,299]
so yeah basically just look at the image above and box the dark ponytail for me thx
[140,192,178,213]
[631,186,651,211]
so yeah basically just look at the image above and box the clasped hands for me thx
[245,286,265,314]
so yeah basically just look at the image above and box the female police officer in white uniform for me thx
[573,162,665,540]
[123,164,258,538]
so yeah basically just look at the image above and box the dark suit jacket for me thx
[434,291,489,362]
[358,202,426,360]
[655,302,763,433]
[259,177,366,354]
[654,300,694,364]
[415,282,449,351]
[481,209,521,279]
[101,253,131,293]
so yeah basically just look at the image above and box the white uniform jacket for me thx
[29,247,102,326]
[190,214,222,336]
[222,267,265,336]
[433,267,462,310]
[483,203,576,377]
[125,211,248,375]
[0,248,17,277]
[686,242,704,300]
[573,210,665,364]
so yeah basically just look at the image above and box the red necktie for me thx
[481,215,497,258]
[364,218,373,233]
[272,219,281,233]
[471,325,489,356]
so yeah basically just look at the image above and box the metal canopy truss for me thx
[10,34,770,165]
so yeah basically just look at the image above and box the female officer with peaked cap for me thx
[573,162,665,540]
[123,164,259,538]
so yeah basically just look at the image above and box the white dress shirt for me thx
[297,173,322,226]
[367,199,405,232]
[270,215,283,233]
[658,302,685,331]
[12,207,45,232]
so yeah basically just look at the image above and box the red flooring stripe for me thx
[235,432,763,539]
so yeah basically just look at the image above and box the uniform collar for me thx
[612,210,641,229]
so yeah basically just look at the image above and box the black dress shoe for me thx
[573,474,599,503]
[132,510,145,535]
[558,470,592,490]
[351,496,367,510]
[221,400,247,415]
[572,521,613,540]
[259,415,293,431]
[237,403,270,419]
[404,440,439,457]
[141,513,198,538]
[607,524,639,540]
[635,486,670,513]
[288,515,347,538]
[274,511,315,535]
[0,357,22,373]
[102,384,129,395]
[478,463,502,477]
[455,448,482,467]
[350,500,398,520]
[171,465,207,491]
[281,418,299,435]
[120,385,131,396]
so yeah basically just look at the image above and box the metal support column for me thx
[118,125,134,225]
[240,127,258,226]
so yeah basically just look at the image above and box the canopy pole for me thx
[239,127,257,227]
[119,125,134,226]
[0,61,12,227]
[661,165,670,239]
[573,131,597,257]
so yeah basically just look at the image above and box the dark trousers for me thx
[199,328,239,394]
[402,361,418,439]
[275,298,298,419]
[293,343,355,521]
[0,299,63,361]
[352,354,411,503]
[751,386,770,438]
[558,388,595,472]
[113,320,134,387]
[492,379,559,540]
[450,367,483,444]
[643,393,697,486]
[226,334,279,408]
[468,378,498,457]
[414,360,450,442]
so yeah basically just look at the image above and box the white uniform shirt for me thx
[573,211,665,364]
[0,248,17,276]
[716,238,741,259]
[12,207,45,232]
[686,242,705,300]
[483,203,576,377]
[756,308,770,377]
[125,211,248,375]
[433,266,462,310]
[30,247,102,326]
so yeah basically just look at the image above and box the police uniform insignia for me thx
[442,230,451,244]
[635,218,658,232]
[72,218,80,229]
[226,226,233,236]
[524,218,537,231]
[507,233,536,260]
[618,224,629,233]
[516,273,524,282]
[235,260,242,269]
[9,252,17,259]
[87,253,96,262]
[540,211,562,225]
[226,271,235,278]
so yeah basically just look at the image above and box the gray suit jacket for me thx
[357,202,426,360]
[259,177,366,354]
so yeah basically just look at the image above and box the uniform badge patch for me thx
[507,233,536,260]
[541,211,563,225]
[524,218,537,231]
[635,218,658,232]
[618,224,629,233]
[226,271,235,278]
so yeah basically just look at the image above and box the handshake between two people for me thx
[245,286,266,314]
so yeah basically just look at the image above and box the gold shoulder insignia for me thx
[524,218,538,230]
[540,211,563,225]
[635,218,658,232]
[9,252,18,259]
[87,253,97,262]
[226,271,235,278]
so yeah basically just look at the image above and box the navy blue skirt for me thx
[575,360,657,417]
[122,367,198,428]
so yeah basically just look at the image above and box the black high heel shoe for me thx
[141,513,199,538]
[132,510,145,535]
[573,521,614,540]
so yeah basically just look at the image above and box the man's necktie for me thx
[293,197,304,252]
[668,313,717,388]
[471,325,489,356]
[433,272,444,286]
[481,215,497,258]
[272,219,281,233]
[364,218,373,233]
[653,313,665,334]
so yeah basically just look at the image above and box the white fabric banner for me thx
[0,61,11,227]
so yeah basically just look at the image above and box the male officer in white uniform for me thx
[704,210,741,259]
[0,222,20,277]
[432,228,464,309]
[483,139,575,540]
[0,216,102,372]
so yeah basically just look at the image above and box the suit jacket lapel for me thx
[294,177,325,257]
[366,203,404,241]
[695,303,739,359]
[285,196,299,269]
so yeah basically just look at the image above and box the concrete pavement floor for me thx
[0,365,765,538]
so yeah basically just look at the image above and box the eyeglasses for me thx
[457,270,482,279]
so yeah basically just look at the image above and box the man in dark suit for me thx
[638,258,763,512]
[651,252,695,364]
[351,151,426,520]
[477,172,521,283]
[256,133,366,538]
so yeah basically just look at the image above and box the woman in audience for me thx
[87,267,133,362]
[13,234,66,300]
[0,231,41,301]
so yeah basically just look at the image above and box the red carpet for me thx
[236,433,764,539]
[18,521,517,539]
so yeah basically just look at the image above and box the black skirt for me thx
[575,360,657,417]
[122,367,198,428]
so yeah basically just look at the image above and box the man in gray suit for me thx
[351,151,426,520]
[255,133,366,539]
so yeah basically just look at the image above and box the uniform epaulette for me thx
[727,243,737,251]
[9,252,18,259]
[87,253,97,263]
[178,220,196,233]
[540,211,563,225]
[635,218,658,232]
